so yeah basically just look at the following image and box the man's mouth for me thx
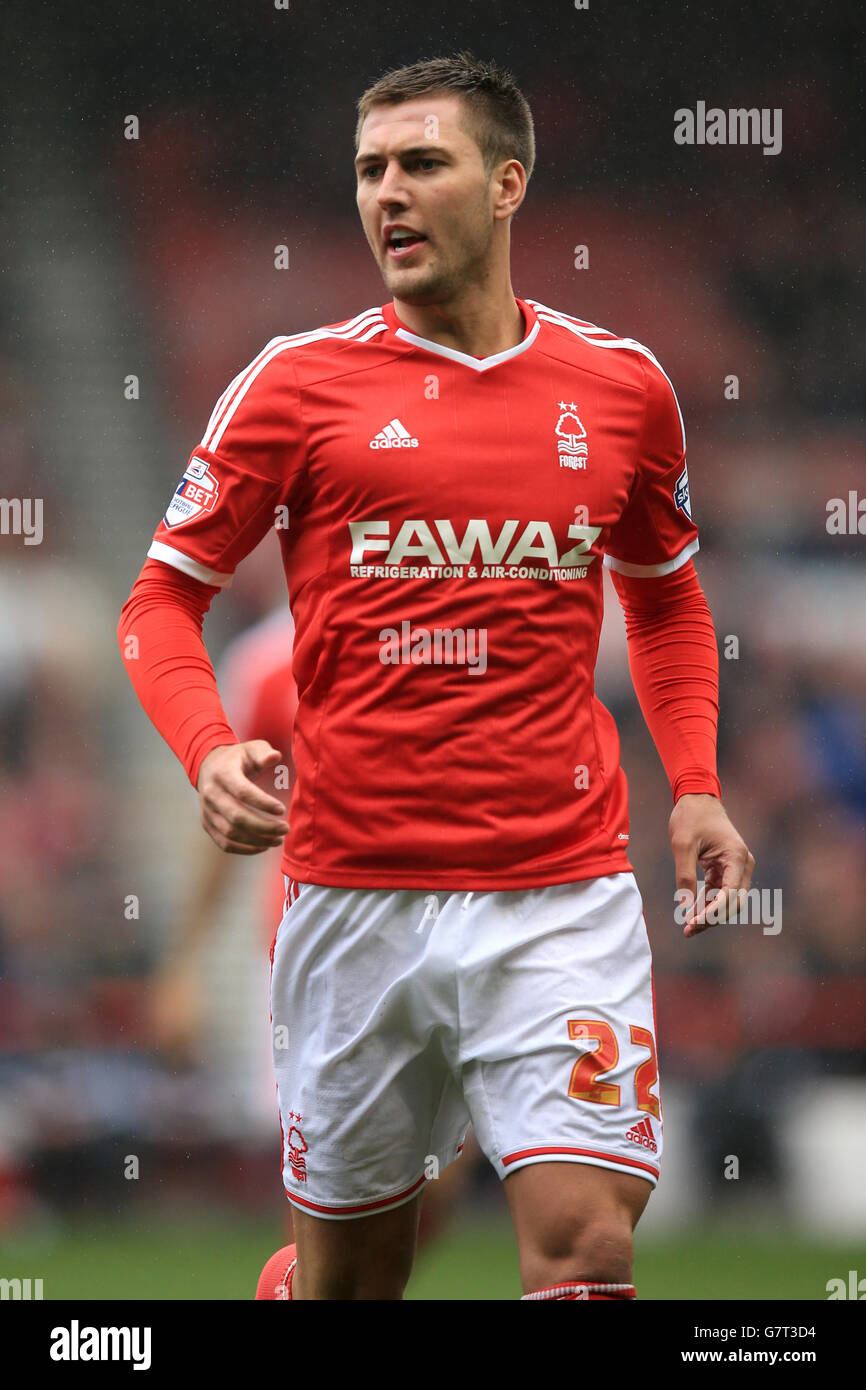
[385,228,428,260]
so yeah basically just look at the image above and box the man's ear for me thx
[494,159,527,221]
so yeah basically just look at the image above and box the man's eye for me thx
[360,158,439,179]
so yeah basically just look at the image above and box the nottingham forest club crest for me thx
[285,1112,308,1183]
[163,456,220,528]
[556,402,589,471]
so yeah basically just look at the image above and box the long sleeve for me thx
[610,559,721,802]
[117,558,240,788]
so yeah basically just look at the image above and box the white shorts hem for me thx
[283,1171,429,1221]
[281,1137,466,1221]
[497,1148,658,1188]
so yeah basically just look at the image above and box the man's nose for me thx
[376,160,409,207]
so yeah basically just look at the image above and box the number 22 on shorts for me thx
[567,1018,661,1119]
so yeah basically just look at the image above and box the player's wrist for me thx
[195,740,241,790]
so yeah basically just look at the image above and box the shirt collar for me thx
[381,297,539,372]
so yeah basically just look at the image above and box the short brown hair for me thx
[355,51,535,183]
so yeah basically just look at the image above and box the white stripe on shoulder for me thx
[526,299,621,338]
[201,308,387,452]
[147,540,234,588]
[528,299,686,454]
[604,536,699,578]
[202,368,246,444]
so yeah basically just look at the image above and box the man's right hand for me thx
[197,741,290,854]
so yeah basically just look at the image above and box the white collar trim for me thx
[394,318,540,372]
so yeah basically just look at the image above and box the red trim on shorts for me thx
[284,1171,428,1216]
[501,1145,659,1179]
[267,909,286,1189]
[641,909,664,1130]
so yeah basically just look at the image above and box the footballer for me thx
[119,53,754,1301]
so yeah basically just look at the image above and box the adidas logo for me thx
[625,1116,658,1153]
[369,418,419,449]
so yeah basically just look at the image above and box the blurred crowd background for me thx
[0,0,863,1270]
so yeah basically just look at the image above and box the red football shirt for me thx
[146,297,700,889]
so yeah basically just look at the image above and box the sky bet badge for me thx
[674,464,692,519]
[163,456,220,528]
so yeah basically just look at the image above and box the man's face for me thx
[355,94,498,306]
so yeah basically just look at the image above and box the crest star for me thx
[558,400,568,411]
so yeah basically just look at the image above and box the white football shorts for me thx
[269,871,662,1219]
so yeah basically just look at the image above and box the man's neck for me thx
[391,285,525,360]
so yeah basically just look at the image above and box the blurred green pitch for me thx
[1,1213,862,1300]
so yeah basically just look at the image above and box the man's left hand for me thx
[669,793,755,938]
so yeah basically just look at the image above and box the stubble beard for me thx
[380,205,495,308]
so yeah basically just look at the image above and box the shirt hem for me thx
[279,851,634,891]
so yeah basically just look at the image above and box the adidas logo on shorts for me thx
[625,1116,658,1153]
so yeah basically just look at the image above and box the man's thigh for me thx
[504,1159,652,1291]
[291,1194,424,1300]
